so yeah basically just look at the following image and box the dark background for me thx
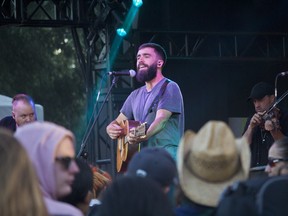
[138,0,288,32]
[132,0,288,133]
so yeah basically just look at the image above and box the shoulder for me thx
[44,198,83,216]
[164,79,182,96]
[0,116,16,132]
[166,79,181,89]
[0,116,14,123]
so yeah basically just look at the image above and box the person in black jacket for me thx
[0,94,37,132]
[243,82,288,168]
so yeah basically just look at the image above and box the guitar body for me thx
[117,120,146,172]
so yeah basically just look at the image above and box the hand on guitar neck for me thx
[126,128,147,145]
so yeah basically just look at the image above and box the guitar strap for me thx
[130,79,170,155]
[142,78,170,124]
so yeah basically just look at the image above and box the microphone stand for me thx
[265,73,288,115]
[275,73,281,100]
[77,75,119,158]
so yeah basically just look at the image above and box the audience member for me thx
[88,165,112,216]
[96,175,174,216]
[0,93,37,132]
[60,158,93,215]
[278,164,288,176]
[91,166,111,199]
[243,82,288,167]
[265,137,288,176]
[0,128,48,216]
[217,137,288,215]
[14,121,82,216]
[256,175,288,216]
[175,121,250,215]
[126,147,177,193]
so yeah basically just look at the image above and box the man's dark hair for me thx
[138,43,167,65]
[60,158,93,205]
[98,176,174,216]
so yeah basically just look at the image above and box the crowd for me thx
[1,42,288,216]
[1,119,287,216]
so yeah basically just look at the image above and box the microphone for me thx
[108,69,136,77]
[279,71,288,76]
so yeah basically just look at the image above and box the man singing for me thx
[106,43,184,162]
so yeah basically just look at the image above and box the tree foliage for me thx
[0,26,87,146]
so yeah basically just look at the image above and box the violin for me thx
[260,107,281,131]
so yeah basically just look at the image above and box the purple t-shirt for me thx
[120,78,184,158]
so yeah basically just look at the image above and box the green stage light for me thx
[132,0,143,8]
[116,28,127,37]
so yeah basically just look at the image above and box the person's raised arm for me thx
[243,113,263,144]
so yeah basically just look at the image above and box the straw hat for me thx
[177,121,250,207]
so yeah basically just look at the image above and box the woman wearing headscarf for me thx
[15,121,82,216]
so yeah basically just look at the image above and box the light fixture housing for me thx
[132,0,143,8]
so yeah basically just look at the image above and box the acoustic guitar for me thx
[117,120,147,172]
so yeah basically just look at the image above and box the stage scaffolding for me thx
[1,0,288,177]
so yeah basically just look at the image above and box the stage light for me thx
[110,0,143,65]
[132,0,143,8]
[116,28,127,37]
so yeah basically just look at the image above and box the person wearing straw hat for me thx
[175,121,250,215]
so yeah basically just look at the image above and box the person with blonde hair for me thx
[14,121,82,216]
[0,128,48,216]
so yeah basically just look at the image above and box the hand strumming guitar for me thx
[106,120,124,140]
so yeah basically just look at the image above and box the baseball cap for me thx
[248,82,274,101]
[126,147,177,187]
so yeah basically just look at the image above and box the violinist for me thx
[243,82,288,168]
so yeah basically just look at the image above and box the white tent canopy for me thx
[0,94,44,121]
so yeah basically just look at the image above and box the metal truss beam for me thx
[135,30,288,61]
[0,0,133,176]
[3,1,288,177]
[68,0,134,177]
[0,0,90,27]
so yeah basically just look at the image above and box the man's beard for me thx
[136,63,157,83]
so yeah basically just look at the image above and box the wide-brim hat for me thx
[177,121,250,207]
